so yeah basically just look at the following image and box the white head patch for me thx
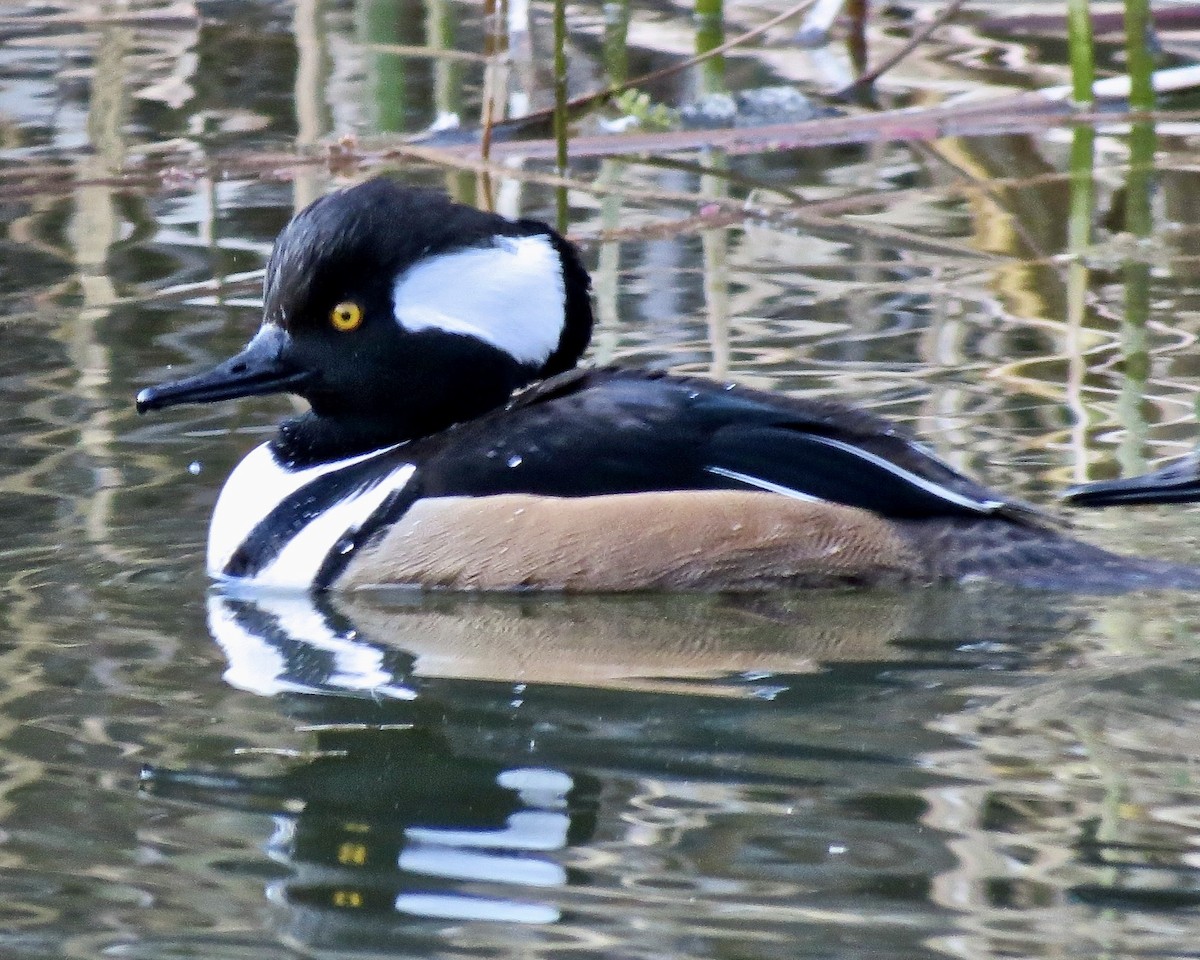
[392,234,566,365]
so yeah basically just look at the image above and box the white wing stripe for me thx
[805,434,1004,512]
[707,436,1004,513]
[704,466,823,502]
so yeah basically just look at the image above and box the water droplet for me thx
[510,698,524,708]
[724,382,736,391]
[486,449,499,459]
[828,844,847,855]
[187,461,202,475]
[514,683,527,693]
[338,541,354,555]
[687,391,700,400]
[507,454,523,468]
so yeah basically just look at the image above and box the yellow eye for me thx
[330,301,363,332]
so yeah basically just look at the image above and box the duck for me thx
[134,177,1200,593]
[1064,454,1200,507]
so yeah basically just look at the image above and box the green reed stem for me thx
[602,0,630,85]
[1068,126,1095,253]
[1118,0,1157,475]
[359,0,406,133]
[1123,0,1157,242]
[695,0,725,94]
[1066,122,1095,478]
[1066,0,1095,106]
[1124,0,1155,112]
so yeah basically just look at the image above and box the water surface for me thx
[5,2,1200,957]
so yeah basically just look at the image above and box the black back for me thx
[412,368,1045,520]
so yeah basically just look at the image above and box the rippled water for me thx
[6,1,1200,957]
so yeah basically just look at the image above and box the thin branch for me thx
[363,42,492,63]
[836,0,968,97]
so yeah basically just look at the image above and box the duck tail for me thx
[896,518,1200,592]
[1063,456,1200,507]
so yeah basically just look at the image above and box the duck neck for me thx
[271,352,557,467]
[271,412,419,467]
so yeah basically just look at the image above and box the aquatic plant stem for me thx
[1118,0,1156,478]
[1066,122,1095,483]
[1125,0,1155,112]
[1123,0,1156,240]
[1066,0,1095,106]
[695,0,725,94]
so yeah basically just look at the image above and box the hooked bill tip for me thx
[135,387,158,414]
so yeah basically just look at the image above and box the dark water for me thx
[6,2,1200,957]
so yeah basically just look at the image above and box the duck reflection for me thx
[143,704,597,934]
[207,582,1084,691]
[143,585,1095,954]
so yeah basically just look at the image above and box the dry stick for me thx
[447,100,1200,162]
[363,42,491,63]
[483,0,819,134]
[0,9,197,27]
[836,0,968,97]
[12,95,1200,204]
[8,102,1198,206]
[479,95,496,210]
[69,158,1160,311]
[56,146,1186,312]
[0,107,1147,206]
[551,0,569,231]
[478,30,499,210]
[364,148,1002,261]
[480,77,496,164]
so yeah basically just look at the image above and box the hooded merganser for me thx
[135,178,1200,593]
[1064,453,1200,507]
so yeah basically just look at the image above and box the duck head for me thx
[136,178,593,460]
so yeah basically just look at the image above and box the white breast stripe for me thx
[207,594,416,699]
[209,595,298,697]
[407,811,570,851]
[804,435,1005,513]
[392,234,565,365]
[251,463,418,588]
[394,892,560,925]
[397,847,566,887]
[207,441,403,576]
[704,465,823,502]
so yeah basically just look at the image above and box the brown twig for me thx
[836,0,968,98]
[363,42,491,63]
[478,5,502,212]
[8,103,1200,207]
